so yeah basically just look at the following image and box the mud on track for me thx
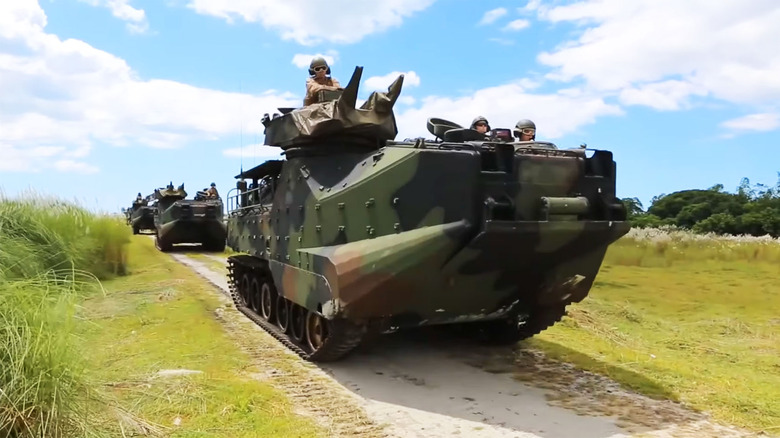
[163,245,756,438]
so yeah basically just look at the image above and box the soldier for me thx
[135,192,143,202]
[514,119,536,141]
[470,116,491,134]
[304,56,342,106]
[206,182,219,198]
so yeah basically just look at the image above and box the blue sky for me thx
[1,0,779,213]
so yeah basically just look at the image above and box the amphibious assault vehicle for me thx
[126,195,156,234]
[153,183,226,252]
[224,66,630,362]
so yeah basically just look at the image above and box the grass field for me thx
[3,192,778,436]
[528,227,780,435]
[78,236,322,437]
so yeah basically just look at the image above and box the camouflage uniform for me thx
[304,76,342,106]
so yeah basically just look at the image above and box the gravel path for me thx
[167,251,757,438]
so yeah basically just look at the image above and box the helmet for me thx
[514,119,536,139]
[210,182,216,187]
[470,116,491,131]
[308,56,331,76]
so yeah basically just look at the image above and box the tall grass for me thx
[0,192,131,437]
[606,226,780,267]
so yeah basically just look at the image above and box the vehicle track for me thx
[166,247,758,438]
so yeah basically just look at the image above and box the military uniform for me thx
[206,186,219,198]
[304,77,342,106]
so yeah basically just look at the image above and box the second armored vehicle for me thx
[153,183,227,252]
[224,66,630,362]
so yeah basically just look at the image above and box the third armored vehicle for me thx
[224,66,630,362]
[127,194,155,234]
[153,183,226,252]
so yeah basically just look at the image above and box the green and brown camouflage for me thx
[153,182,226,252]
[126,194,156,234]
[224,66,630,362]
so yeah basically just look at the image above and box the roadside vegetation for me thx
[77,237,321,437]
[530,226,780,435]
[622,175,780,237]
[0,194,130,437]
[1,194,318,437]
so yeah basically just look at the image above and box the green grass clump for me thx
[0,193,130,281]
[0,193,131,437]
[529,227,780,434]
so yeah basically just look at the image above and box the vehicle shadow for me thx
[318,325,714,438]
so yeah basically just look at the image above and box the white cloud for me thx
[479,7,507,25]
[222,143,283,160]
[395,83,623,141]
[0,0,298,173]
[78,0,149,34]
[720,113,780,133]
[503,19,530,31]
[364,71,420,91]
[291,51,338,69]
[534,0,780,110]
[186,0,437,45]
[53,159,100,174]
[619,80,708,111]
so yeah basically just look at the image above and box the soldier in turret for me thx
[206,182,219,199]
[304,56,342,106]
[514,119,536,141]
[470,116,491,134]
[135,192,143,202]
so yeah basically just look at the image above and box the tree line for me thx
[621,173,780,237]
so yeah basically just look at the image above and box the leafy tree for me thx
[626,174,780,237]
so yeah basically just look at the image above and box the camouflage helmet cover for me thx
[470,115,491,131]
[308,56,331,76]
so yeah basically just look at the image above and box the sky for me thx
[1,0,779,213]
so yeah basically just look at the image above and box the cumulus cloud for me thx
[78,0,149,33]
[222,143,283,160]
[479,7,507,25]
[395,82,623,141]
[364,71,420,91]
[503,19,530,31]
[0,0,298,173]
[720,113,780,133]
[291,51,338,69]
[533,0,780,109]
[186,0,437,45]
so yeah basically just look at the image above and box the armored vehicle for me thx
[224,66,630,362]
[153,183,226,252]
[126,195,156,234]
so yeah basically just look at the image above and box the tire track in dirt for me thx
[166,249,758,438]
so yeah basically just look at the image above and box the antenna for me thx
[239,79,243,175]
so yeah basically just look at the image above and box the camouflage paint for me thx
[227,140,629,328]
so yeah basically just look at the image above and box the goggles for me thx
[313,66,327,72]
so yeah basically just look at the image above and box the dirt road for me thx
[169,251,756,438]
